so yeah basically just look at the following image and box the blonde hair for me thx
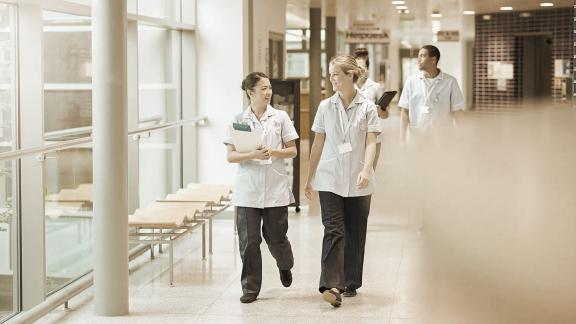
[329,54,362,83]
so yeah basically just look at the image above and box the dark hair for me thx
[241,72,269,99]
[353,47,370,69]
[421,45,440,64]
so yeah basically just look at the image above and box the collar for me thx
[329,90,365,106]
[418,69,444,80]
[359,78,378,91]
[243,105,276,121]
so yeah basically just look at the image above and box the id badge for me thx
[338,142,352,154]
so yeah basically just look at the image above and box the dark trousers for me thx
[236,206,294,295]
[318,191,371,293]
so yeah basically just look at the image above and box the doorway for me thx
[521,34,552,100]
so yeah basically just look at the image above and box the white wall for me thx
[251,0,286,73]
[196,0,248,183]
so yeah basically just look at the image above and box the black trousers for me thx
[318,191,371,293]
[236,206,294,295]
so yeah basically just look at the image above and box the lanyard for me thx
[336,96,358,142]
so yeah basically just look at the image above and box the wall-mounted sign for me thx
[487,62,514,80]
[437,30,460,42]
[346,20,389,44]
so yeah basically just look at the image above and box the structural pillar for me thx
[324,0,337,98]
[309,0,322,145]
[92,0,129,316]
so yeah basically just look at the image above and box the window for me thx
[0,3,18,320]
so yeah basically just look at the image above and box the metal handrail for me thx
[0,116,207,163]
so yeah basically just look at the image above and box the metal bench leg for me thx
[169,241,174,286]
[209,218,213,254]
[158,229,163,254]
[202,222,207,261]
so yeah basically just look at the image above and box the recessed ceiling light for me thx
[500,6,513,11]
[431,9,442,18]
[396,5,408,10]
[405,9,410,14]
[483,15,491,20]
[540,2,554,7]
[463,11,475,15]
[391,1,405,4]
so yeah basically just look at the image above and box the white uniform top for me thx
[358,77,381,103]
[223,105,299,209]
[311,91,381,197]
[357,77,384,143]
[398,70,465,129]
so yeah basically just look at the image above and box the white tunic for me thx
[358,77,384,143]
[398,70,465,129]
[223,106,299,208]
[311,92,381,197]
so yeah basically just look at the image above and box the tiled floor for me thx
[36,108,576,323]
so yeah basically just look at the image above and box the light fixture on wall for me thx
[431,9,442,18]
[482,14,492,20]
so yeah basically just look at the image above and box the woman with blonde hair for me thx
[305,55,381,307]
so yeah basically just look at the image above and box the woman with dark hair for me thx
[305,55,381,307]
[223,72,299,304]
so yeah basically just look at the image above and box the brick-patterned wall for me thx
[474,7,572,108]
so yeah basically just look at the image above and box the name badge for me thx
[338,142,352,154]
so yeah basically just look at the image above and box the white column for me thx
[92,0,129,316]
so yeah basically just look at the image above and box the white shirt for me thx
[358,77,382,103]
[311,91,381,197]
[223,105,299,208]
[358,77,385,143]
[398,70,465,129]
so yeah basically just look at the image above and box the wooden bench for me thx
[128,201,207,286]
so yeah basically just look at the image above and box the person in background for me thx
[305,55,381,307]
[398,44,464,141]
[353,47,387,169]
[223,72,299,304]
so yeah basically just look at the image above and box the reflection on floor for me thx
[37,105,576,323]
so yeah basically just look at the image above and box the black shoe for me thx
[322,288,342,307]
[343,287,357,297]
[279,269,292,287]
[240,293,258,303]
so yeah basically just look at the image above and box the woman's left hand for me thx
[356,170,370,189]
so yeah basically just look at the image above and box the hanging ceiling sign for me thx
[437,30,460,42]
[346,20,390,44]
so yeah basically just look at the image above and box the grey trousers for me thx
[236,206,294,295]
[318,191,371,293]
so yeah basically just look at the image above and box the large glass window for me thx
[0,3,18,320]
[138,24,181,125]
[43,11,92,134]
[138,0,181,21]
[42,11,94,295]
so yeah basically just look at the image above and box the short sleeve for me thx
[376,119,384,143]
[398,79,411,109]
[365,103,381,134]
[280,111,299,143]
[311,103,326,134]
[450,79,465,111]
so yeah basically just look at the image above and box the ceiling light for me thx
[540,2,554,6]
[396,5,408,10]
[463,11,475,15]
[520,12,532,17]
[405,9,410,14]
[431,9,442,18]
[500,6,513,11]
[391,1,405,4]
[482,15,491,20]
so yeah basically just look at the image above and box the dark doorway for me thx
[521,35,552,100]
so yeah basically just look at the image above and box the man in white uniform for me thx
[398,45,465,141]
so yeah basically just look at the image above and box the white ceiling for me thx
[287,0,573,28]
